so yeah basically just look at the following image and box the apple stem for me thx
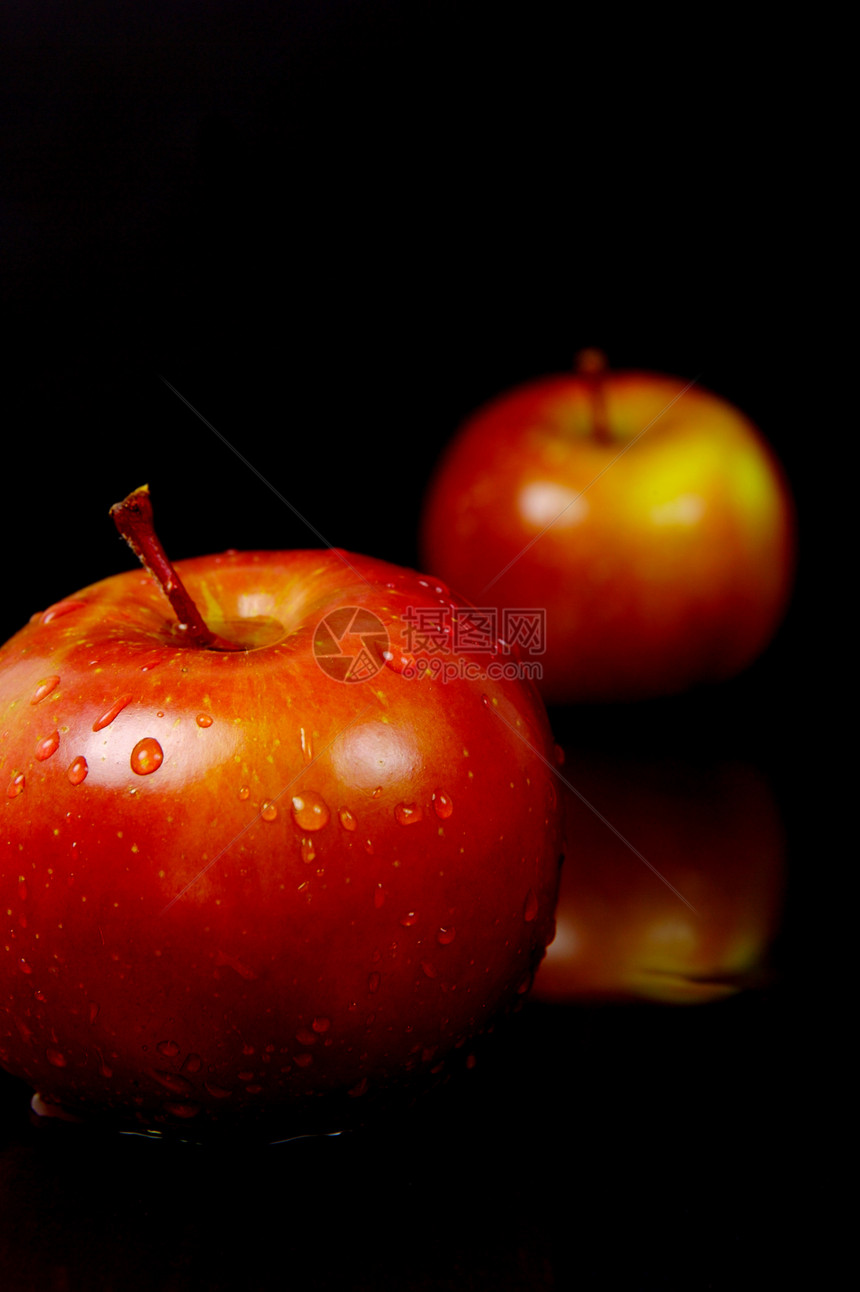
[110,486,244,651]
[575,348,611,444]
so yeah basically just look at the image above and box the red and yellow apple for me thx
[532,750,785,1005]
[0,489,563,1139]
[421,355,796,703]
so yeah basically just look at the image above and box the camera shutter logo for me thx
[313,607,389,683]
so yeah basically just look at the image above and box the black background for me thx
[1,3,832,1289]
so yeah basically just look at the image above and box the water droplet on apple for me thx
[164,1102,201,1119]
[383,648,417,675]
[204,1081,233,1099]
[374,884,385,909]
[182,1052,202,1074]
[312,1016,331,1033]
[437,926,456,945]
[300,837,316,864]
[17,877,27,901]
[238,786,250,801]
[261,801,278,821]
[524,889,539,922]
[130,737,164,776]
[300,727,314,764]
[400,911,418,927]
[88,1002,100,1024]
[6,772,25,799]
[46,1048,67,1067]
[34,988,47,1002]
[67,756,88,785]
[394,802,423,826]
[30,676,60,704]
[149,1068,196,1096]
[40,599,87,624]
[93,694,133,731]
[421,960,438,978]
[18,958,33,975]
[432,790,453,819]
[339,807,357,831]
[35,731,60,761]
[156,1039,181,1057]
[367,971,381,994]
[554,744,565,766]
[196,713,213,728]
[291,791,330,832]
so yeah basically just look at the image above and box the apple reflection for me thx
[532,751,785,1005]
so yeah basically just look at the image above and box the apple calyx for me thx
[110,485,246,651]
[575,347,611,444]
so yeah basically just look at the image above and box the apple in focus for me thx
[532,750,785,1005]
[0,488,563,1138]
[420,355,796,703]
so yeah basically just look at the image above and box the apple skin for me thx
[420,369,796,703]
[0,548,563,1138]
[532,750,785,1005]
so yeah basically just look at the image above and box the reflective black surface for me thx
[0,984,818,1290]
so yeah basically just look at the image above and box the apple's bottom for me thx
[9,1023,494,1146]
[25,1069,451,1147]
[27,1089,364,1147]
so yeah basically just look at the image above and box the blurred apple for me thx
[421,354,796,703]
[533,751,785,1004]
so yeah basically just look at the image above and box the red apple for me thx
[532,750,785,1005]
[0,488,562,1140]
[420,354,796,703]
